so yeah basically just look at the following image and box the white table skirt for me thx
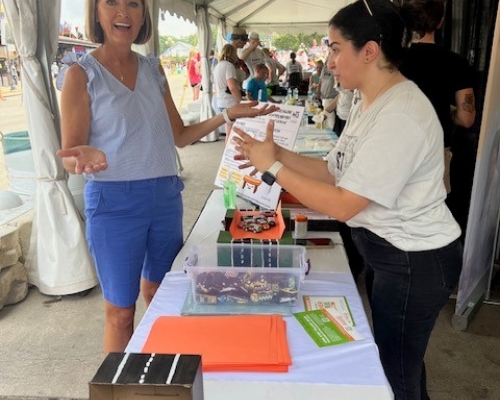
[126,190,393,400]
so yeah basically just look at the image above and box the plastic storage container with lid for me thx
[183,243,307,306]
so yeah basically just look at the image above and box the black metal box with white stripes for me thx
[89,352,203,399]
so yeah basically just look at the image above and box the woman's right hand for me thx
[56,145,108,174]
[232,120,280,174]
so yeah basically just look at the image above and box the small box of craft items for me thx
[222,208,292,231]
[183,242,307,306]
[89,353,203,400]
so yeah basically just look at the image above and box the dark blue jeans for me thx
[351,228,462,400]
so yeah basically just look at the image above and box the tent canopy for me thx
[158,0,353,34]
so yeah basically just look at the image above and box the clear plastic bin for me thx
[183,243,307,306]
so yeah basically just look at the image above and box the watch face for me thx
[261,171,275,186]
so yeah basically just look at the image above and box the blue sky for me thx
[60,0,197,37]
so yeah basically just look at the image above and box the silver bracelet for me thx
[222,108,235,124]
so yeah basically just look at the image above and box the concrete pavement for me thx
[0,84,23,99]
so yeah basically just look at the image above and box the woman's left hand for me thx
[227,101,279,121]
[233,120,278,173]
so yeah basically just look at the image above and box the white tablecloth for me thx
[126,190,393,400]
[294,126,338,156]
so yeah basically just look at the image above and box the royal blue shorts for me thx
[84,176,184,307]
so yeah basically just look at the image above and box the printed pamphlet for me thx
[303,295,355,326]
[214,102,304,209]
[294,308,364,348]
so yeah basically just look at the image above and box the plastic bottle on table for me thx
[301,113,308,127]
[294,214,308,238]
[223,172,236,209]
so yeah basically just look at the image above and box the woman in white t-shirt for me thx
[285,52,303,89]
[232,1,462,399]
[212,44,243,138]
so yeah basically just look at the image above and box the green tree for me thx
[272,32,325,52]
[159,24,220,56]
[159,36,175,54]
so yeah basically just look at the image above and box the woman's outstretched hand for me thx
[56,145,108,174]
[227,101,279,120]
[233,120,278,172]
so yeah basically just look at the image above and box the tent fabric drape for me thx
[157,0,339,34]
[215,18,227,55]
[196,5,218,142]
[4,0,98,295]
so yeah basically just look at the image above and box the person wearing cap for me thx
[238,32,266,90]
[230,27,251,88]
[230,27,248,50]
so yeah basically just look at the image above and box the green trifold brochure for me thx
[294,308,364,348]
[303,295,355,326]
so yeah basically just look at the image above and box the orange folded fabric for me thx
[142,315,292,372]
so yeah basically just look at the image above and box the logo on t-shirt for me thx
[334,135,357,175]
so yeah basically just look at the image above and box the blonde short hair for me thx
[85,0,152,44]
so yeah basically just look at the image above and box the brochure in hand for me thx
[214,102,304,210]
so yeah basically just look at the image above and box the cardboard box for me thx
[89,353,203,400]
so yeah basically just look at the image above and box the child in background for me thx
[246,64,281,103]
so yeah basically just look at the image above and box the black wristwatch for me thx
[261,161,284,186]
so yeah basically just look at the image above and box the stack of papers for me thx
[142,315,292,372]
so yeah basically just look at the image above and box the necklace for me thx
[101,46,125,82]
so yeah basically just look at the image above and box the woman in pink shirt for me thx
[187,50,202,100]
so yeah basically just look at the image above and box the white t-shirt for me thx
[326,80,460,251]
[265,57,282,86]
[285,60,302,75]
[212,60,239,109]
[336,88,354,121]
[237,47,266,89]
[319,66,337,99]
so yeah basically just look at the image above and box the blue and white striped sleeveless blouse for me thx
[78,52,178,181]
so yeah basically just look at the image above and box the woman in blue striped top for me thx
[56,0,277,354]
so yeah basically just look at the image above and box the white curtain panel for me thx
[196,5,218,142]
[3,0,98,295]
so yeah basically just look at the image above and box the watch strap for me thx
[222,108,235,124]
[267,161,284,178]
